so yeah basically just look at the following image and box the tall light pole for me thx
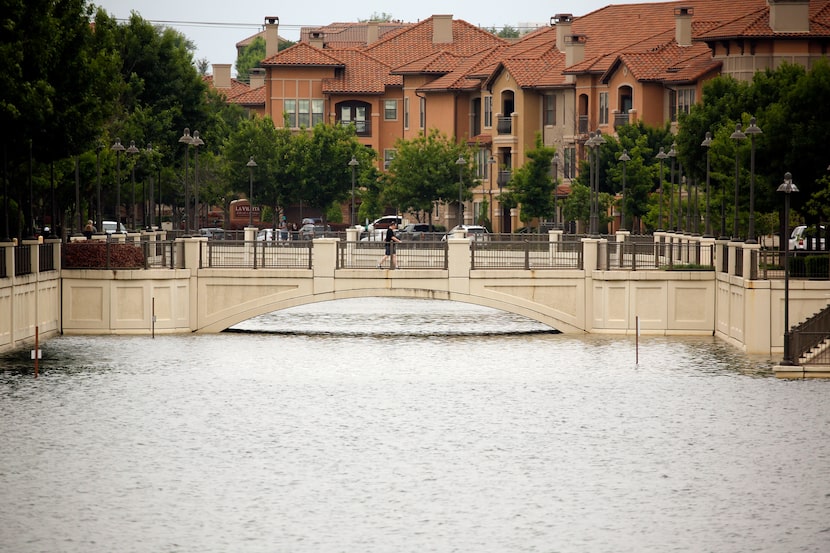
[729,122,746,240]
[146,143,155,230]
[777,172,798,366]
[111,137,126,232]
[701,132,713,237]
[247,156,257,228]
[190,130,204,231]
[745,117,762,244]
[489,154,497,231]
[618,149,630,231]
[95,142,103,235]
[348,156,358,227]
[456,155,466,228]
[667,143,676,231]
[179,128,193,234]
[551,152,560,230]
[656,147,667,231]
[126,140,139,230]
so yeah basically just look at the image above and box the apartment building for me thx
[234,1,829,230]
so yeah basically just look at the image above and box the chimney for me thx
[367,21,379,44]
[768,0,810,33]
[249,67,265,89]
[212,64,232,89]
[432,14,453,44]
[309,31,324,49]
[674,6,694,47]
[552,14,574,54]
[565,34,586,67]
[265,16,280,58]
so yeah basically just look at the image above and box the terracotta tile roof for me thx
[363,16,508,69]
[300,21,410,44]
[416,48,502,92]
[321,49,400,94]
[261,42,345,66]
[232,85,266,106]
[202,74,253,100]
[393,51,466,75]
[608,41,721,84]
[696,0,830,40]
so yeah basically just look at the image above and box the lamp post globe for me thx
[777,172,798,366]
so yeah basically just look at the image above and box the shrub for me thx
[62,242,145,269]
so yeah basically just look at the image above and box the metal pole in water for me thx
[152,297,156,339]
[33,325,40,378]
[635,316,639,365]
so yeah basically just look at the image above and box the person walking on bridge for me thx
[377,221,401,269]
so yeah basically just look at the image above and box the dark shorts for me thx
[385,243,396,255]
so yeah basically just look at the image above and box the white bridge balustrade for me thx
[2,231,829,368]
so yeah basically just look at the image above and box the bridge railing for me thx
[200,240,312,269]
[471,240,583,270]
[337,241,448,269]
[607,241,715,270]
[62,240,176,269]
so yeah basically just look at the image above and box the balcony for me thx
[578,115,589,135]
[497,170,512,187]
[614,112,630,129]
[339,119,372,137]
[496,116,512,135]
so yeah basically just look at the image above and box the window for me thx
[543,94,556,126]
[419,97,426,129]
[599,92,609,125]
[404,97,410,129]
[312,100,324,126]
[563,146,576,179]
[475,149,488,179]
[284,99,324,128]
[677,88,695,121]
[383,149,396,170]
[484,96,493,128]
[384,100,397,120]
[298,100,310,128]
[337,101,371,135]
[284,99,297,127]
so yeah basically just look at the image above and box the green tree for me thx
[507,134,556,230]
[235,36,265,84]
[383,129,475,225]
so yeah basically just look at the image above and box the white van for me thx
[789,225,826,250]
[102,220,127,234]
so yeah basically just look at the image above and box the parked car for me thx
[442,224,490,242]
[789,225,826,250]
[256,228,284,242]
[368,215,406,230]
[199,227,227,240]
[399,223,435,241]
[102,220,127,234]
[299,223,330,239]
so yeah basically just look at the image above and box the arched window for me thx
[336,101,372,136]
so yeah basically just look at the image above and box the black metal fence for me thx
[337,241,448,269]
[788,303,830,365]
[471,240,582,270]
[200,240,313,269]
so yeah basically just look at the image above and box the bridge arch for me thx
[197,286,581,334]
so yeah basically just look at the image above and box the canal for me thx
[1,298,828,552]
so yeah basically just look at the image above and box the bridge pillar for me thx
[312,238,338,294]
[447,238,472,293]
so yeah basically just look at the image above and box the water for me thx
[1,298,829,553]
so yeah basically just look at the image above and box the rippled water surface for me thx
[1,298,829,553]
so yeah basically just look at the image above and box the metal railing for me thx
[471,240,582,270]
[496,116,512,135]
[201,240,313,269]
[337,241,448,269]
[788,302,830,365]
[62,240,176,270]
[14,245,31,276]
[39,242,55,272]
[757,250,830,280]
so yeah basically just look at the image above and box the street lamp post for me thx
[111,138,126,232]
[146,143,155,230]
[456,155,466,228]
[551,152,560,230]
[618,149,630,231]
[587,129,605,237]
[701,132,713,237]
[246,156,257,228]
[179,128,193,234]
[96,142,103,235]
[777,172,798,366]
[667,143,676,231]
[745,117,762,244]
[190,131,204,231]
[126,140,139,230]
[489,155,497,231]
[656,147,667,231]
[348,156,359,227]
[729,122,746,240]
